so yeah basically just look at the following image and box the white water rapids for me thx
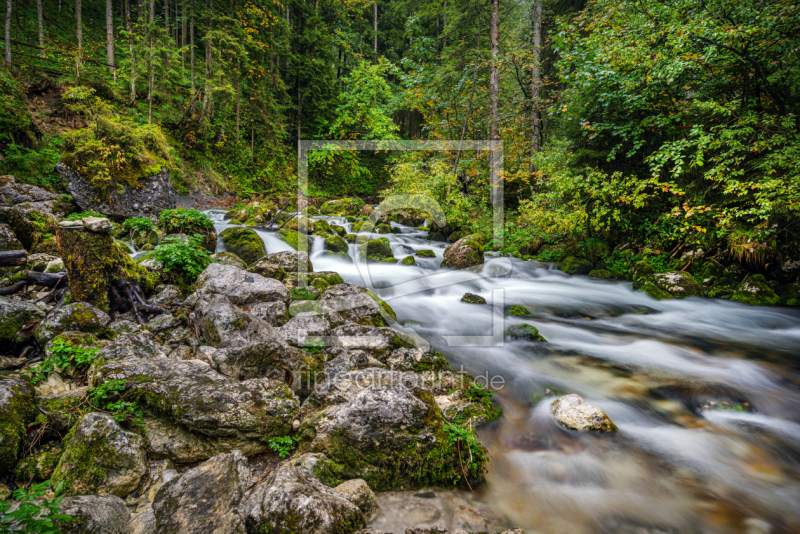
[207,211,800,534]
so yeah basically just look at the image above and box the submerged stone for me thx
[550,394,617,432]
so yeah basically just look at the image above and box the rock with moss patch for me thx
[648,271,703,298]
[0,296,47,352]
[505,305,529,317]
[219,227,265,266]
[58,495,132,534]
[0,201,58,250]
[243,465,365,534]
[401,256,416,266]
[558,256,594,276]
[461,293,485,304]
[299,369,487,490]
[328,323,414,360]
[34,302,111,346]
[53,412,146,497]
[636,279,672,300]
[210,251,247,269]
[321,198,366,216]
[26,252,58,272]
[383,347,450,374]
[32,235,61,256]
[283,270,345,290]
[265,250,314,275]
[0,378,36,475]
[442,236,484,270]
[731,274,780,306]
[358,238,394,262]
[325,235,350,255]
[152,450,249,534]
[416,249,436,258]
[277,312,331,347]
[333,479,380,523]
[194,263,289,307]
[588,269,616,279]
[194,293,276,348]
[551,394,617,432]
[247,258,288,281]
[276,228,312,253]
[317,284,387,327]
[505,324,546,342]
[14,442,63,482]
[0,223,22,251]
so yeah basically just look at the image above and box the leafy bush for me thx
[157,208,213,234]
[121,217,155,234]
[150,234,212,287]
[28,336,101,385]
[0,480,72,533]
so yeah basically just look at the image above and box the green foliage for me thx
[290,288,319,302]
[121,217,155,234]
[463,381,494,403]
[63,211,105,222]
[301,339,325,354]
[89,379,144,427]
[0,136,63,191]
[150,234,212,286]
[442,423,488,484]
[27,337,101,385]
[268,435,299,459]
[0,480,72,534]
[157,209,213,234]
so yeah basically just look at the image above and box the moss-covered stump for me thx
[359,238,394,262]
[0,377,36,475]
[219,227,266,266]
[321,198,366,216]
[57,220,160,312]
[52,412,147,497]
[731,274,780,306]
[559,256,594,275]
[276,228,312,253]
[442,236,483,270]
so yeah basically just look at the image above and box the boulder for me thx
[0,177,59,204]
[505,324,547,342]
[265,250,314,273]
[277,312,331,347]
[152,451,249,534]
[52,412,147,497]
[0,222,22,251]
[91,357,300,455]
[325,234,350,254]
[0,377,36,474]
[143,418,217,463]
[0,296,47,352]
[247,257,288,281]
[34,302,111,346]
[14,442,63,482]
[559,256,594,275]
[58,495,132,534]
[383,347,449,373]
[299,368,488,490]
[442,236,483,270]
[149,284,182,306]
[195,263,290,306]
[242,466,365,534]
[401,256,415,265]
[249,301,289,327]
[359,238,394,261]
[461,293,485,304]
[333,479,380,522]
[321,198,366,216]
[731,274,780,306]
[550,394,617,432]
[32,234,61,255]
[220,227,266,266]
[328,323,414,359]
[416,249,436,258]
[211,251,247,269]
[317,284,387,327]
[26,252,59,272]
[194,293,276,348]
[276,228,312,253]
[83,216,113,233]
[97,332,168,362]
[0,201,58,249]
[649,271,703,298]
[56,162,176,221]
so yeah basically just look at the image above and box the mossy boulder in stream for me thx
[731,274,780,306]
[442,236,483,270]
[647,271,703,299]
[325,234,349,254]
[559,256,594,276]
[461,292,486,304]
[416,249,436,258]
[277,228,312,253]
[321,198,366,216]
[359,238,394,262]
[505,324,547,342]
[219,227,266,266]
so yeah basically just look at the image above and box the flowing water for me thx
[207,211,800,534]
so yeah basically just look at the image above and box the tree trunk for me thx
[163,0,168,29]
[148,0,154,123]
[4,0,11,68]
[190,3,195,94]
[528,0,542,175]
[372,2,377,54]
[201,0,212,122]
[36,0,44,57]
[106,0,115,79]
[76,0,82,78]
[181,0,186,69]
[488,0,499,143]
[126,0,136,102]
[0,250,26,266]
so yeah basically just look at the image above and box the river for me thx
[208,211,800,534]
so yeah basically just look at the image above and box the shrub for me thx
[157,208,213,234]
[150,234,212,288]
[0,480,73,533]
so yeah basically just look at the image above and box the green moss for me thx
[461,292,486,304]
[0,381,36,473]
[359,238,393,261]
[276,229,311,253]
[401,255,416,266]
[588,269,617,279]
[14,443,62,481]
[559,256,594,275]
[219,227,266,266]
[324,235,349,253]
[506,305,529,317]
[320,198,365,216]
[636,279,672,300]
[360,288,396,322]
[731,274,780,306]
[505,324,547,342]
[416,249,436,258]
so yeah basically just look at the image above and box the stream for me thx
[207,211,800,534]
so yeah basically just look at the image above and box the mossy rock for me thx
[376,223,392,234]
[132,229,159,250]
[360,288,397,322]
[330,225,346,236]
[157,208,216,252]
[283,215,317,234]
[351,220,366,233]
[461,292,486,304]
[0,203,58,250]
[416,249,436,258]
[314,219,334,234]
[32,235,60,256]
[14,442,63,482]
[649,271,703,298]
[505,324,547,342]
[228,201,276,223]
[344,233,357,243]
[325,235,349,254]
[635,279,672,300]
[588,269,616,279]
[506,305,530,317]
[731,274,780,306]
[276,229,311,253]
[559,256,594,276]
[778,281,800,307]
[359,238,394,261]
[441,236,483,269]
[320,198,366,216]
[301,205,319,216]
[211,251,247,269]
[0,378,36,475]
[631,260,655,280]
[401,256,416,266]
[219,227,266,266]
[345,215,358,223]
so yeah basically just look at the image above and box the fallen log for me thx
[0,270,67,295]
[0,250,28,266]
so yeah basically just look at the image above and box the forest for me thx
[1,0,799,295]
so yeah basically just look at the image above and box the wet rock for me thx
[247,257,288,281]
[325,234,350,254]
[461,293,486,304]
[53,412,147,497]
[359,237,394,261]
[194,293,275,348]
[416,249,436,258]
[14,442,62,482]
[731,274,780,306]
[559,256,594,276]
[34,301,112,346]
[442,236,484,270]
[334,479,380,522]
[277,312,331,346]
[149,284,182,306]
[57,162,176,221]
[242,465,365,534]
[505,324,547,342]
[550,394,617,432]
[0,377,36,474]
[401,255,416,266]
[0,222,22,251]
[649,271,703,298]
[384,347,449,373]
[45,257,65,273]
[277,228,312,253]
[220,227,266,266]
[195,263,290,307]
[91,357,299,454]
[152,451,249,534]
[318,283,387,327]
[211,251,247,269]
[0,295,47,350]
[266,250,314,273]
[58,495,131,534]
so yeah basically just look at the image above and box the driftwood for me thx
[0,250,28,267]
[112,278,166,325]
[0,270,67,295]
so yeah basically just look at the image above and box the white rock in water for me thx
[83,216,113,233]
[551,394,617,432]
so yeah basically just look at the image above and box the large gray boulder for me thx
[194,263,290,306]
[0,296,47,351]
[333,479,380,522]
[143,418,217,464]
[56,162,176,221]
[317,284,386,327]
[550,394,617,432]
[242,466,365,534]
[34,302,111,346]
[328,323,413,359]
[265,250,313,273]
[0,378,36,474]
[0,176,59,204]
[0,201,59,249]
[97,332,168,362]
[52,412,147,497]
[59,495,132,534]
[152,451,249,534]
[249,301,288,327]
[276,312,331,347]
[91,357,300,456]
[194,293,275,348]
